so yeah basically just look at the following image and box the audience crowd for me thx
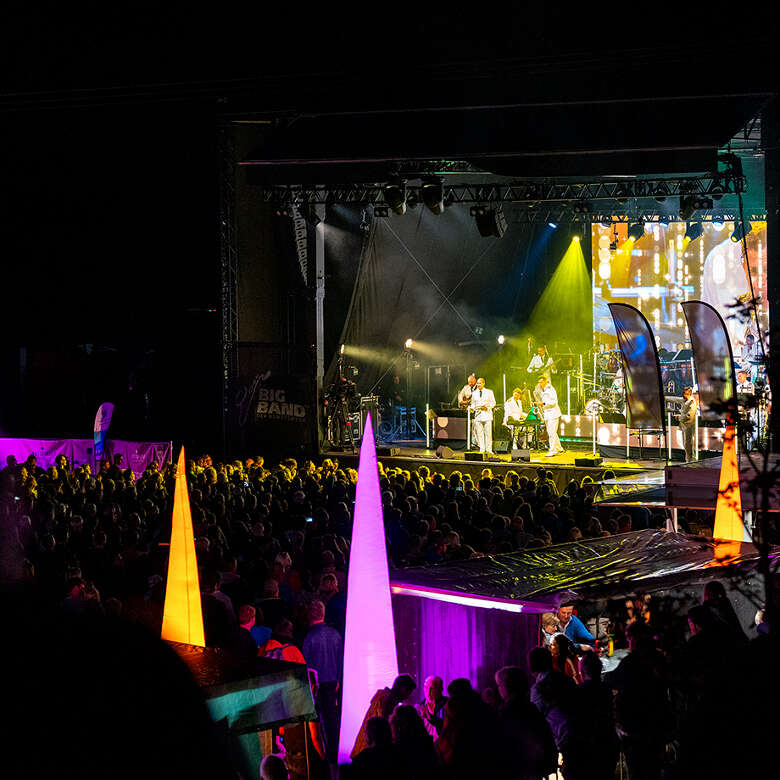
[1,450,774,780]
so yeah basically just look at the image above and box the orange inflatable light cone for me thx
[161,447,205,647]
[713,424,745,544]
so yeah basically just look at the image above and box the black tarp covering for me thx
[390,530,773,606]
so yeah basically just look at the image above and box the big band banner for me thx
[608,302,666,431]
[681,300,737,423]
[229,370,315,453]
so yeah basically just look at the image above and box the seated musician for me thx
[736,369,755,395]
[503,387,526,449]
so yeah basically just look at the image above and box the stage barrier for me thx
[0,437,172,474]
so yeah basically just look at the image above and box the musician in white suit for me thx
[470,377,496,453]
[503,387,526,449]
[538,375,563,456]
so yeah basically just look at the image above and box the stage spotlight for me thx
[712,218,725,230]
[684,221,703,243]
[421,177,445,215]
[274,203,292,218]
[627,222,644,242]
[373,205,390,218]
[548,221,558,229]
[573,200,592,214]
[340,344,345,355]
[730,220,753,243]
[406,191,419,210]
[404,338,414,350]
[497,334,505,345]
[599,219,612,228]
[614,184,628,205]
[471,205,507,238]
[571,235,581,242]
[384,178,407,215]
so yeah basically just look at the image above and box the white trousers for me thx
[546,416,562,454]
[475,420,493,453]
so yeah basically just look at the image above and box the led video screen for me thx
[593,220,768,358]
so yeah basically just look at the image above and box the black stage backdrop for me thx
[324,205,588,408]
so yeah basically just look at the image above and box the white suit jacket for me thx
[470,388,496,422]
[540,385,561,421]
[503,397,524,426]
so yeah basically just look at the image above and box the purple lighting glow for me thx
[337,413,399,764]
[390,585,525,612]
[390,584,554,614]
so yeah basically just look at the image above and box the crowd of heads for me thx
[3,451,690,626]
[3,449,771,780]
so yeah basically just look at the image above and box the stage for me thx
[328,439,662,492]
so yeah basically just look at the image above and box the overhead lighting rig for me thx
[261,172,745,210]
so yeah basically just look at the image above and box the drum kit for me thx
[595,349,626,414]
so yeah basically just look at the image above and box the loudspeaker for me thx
[473,206,507,237]
[436,445,455,459]
[375,446,399,456]
[493,439,511,454]
[575,455,602,466]
[511,448,531,462]
[465,451,488,461]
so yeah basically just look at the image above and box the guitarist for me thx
[457,374,477,409]
[526,345,555,379]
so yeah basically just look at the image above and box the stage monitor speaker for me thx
[575,455,603,466]
[465,451,488,461]
[375,446,399,456]
[493,439,511,454]
[510,448,531,462]
[436,445,455,459]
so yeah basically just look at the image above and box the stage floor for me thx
[327,439,665,492]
